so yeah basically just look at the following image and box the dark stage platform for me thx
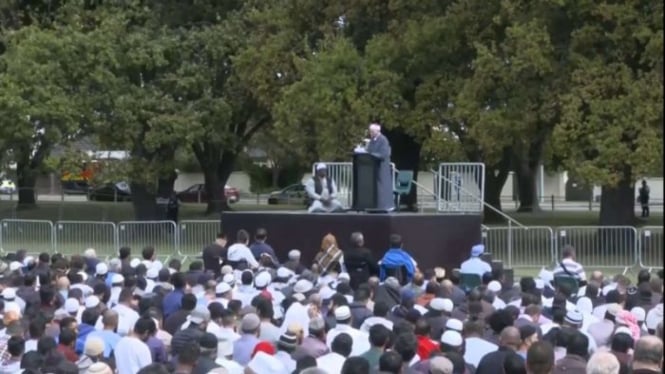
[221,211,482,272]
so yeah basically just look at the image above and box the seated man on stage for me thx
[305,163,344,213]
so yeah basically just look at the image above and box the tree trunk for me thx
[385,129,422,211]
[202,168,224,214]
[16,165,37,207]
[484,166,510,223]
[130,183,159,221]
[515,160,541,212]
[599,168,635,226]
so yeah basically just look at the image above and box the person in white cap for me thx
[305,163,344,213]
[284,250,305,274]
[325,305,370,356]
[564,309,597,353]
[365,123,394,211]
[460,244,492,278]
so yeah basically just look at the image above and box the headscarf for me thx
[616,309,640,341]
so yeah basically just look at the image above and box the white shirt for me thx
[114,336,152,374]
[24,339,38,353]
[209,298,230,309]
[227,243,259,268]
[553,258,586,281]
[232,286,258,308]
[459,257,492,278]
[275,351,296,373]
[360,316,394,333]
[259,321,282,344]
[112,304,140,337]
[464,337,498,367]
[326,324,370,357]
[317,352,346,374]
[216,358,244,374]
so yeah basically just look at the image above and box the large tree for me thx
[553,1,663,225]
[0,23,90,205]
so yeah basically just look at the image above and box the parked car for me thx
[267,184,311,206]
[176,184,239,204]
[88,182,132,201]
[0,179,16,194]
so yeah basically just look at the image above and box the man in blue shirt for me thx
[162,272,186,318]
[460,244,492,278]
[249,228,278,264]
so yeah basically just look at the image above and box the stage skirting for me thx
[220,212,482,272]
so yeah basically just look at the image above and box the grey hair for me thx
[300,369,328,374]
[586,352,620,374]
[350,232,364,247]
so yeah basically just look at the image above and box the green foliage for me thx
[552,1,663,186]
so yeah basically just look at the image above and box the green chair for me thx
[460,273,482,293]
[393,170,414,212]
[554,275,580,296]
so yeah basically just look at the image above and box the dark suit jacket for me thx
[343,247,378,289]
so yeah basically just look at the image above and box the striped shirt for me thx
[553,258,586,280]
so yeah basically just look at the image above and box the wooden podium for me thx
[352,152,381,211]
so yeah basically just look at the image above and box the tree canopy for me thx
[0,0,661,224]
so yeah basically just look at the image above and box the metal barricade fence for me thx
[639,226,663,270]
[483,226,556,269]
[54,221,118,258]
[178,220,221,261]
[556,226,638,272]
[437,163,485,213]
[117,221,178,261]
[0,219,54,254]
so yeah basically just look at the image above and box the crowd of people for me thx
[0,228,662,374]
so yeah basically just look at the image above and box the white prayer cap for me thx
[247,351,286,374]
[95,263,108,276]
[488,281,502,293]
[222,273,235,285]
[316,163,327,171]
[65,298,80,314]
[446,319,464,333]
[294,279,313,294]
[84,248,97,258]
[108,258,121,272]
[292,293,306,302]
[565,310,583,325]
[441,330,463,347]
[338,273,350,282]
[614,326,632,337]
[78,271,88,282]
[85,296,100,309]
[2,288,16,300]
[276,267,293,279]
[288,250,301,260]
[215,282,231,295]
[130,258,141,268]
[334,306,352,321]
[221,265,233,275]
[254,272,272,288]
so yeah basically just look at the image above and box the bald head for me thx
[499,326,521,350]
[590,271,603,283]
[633,336,664,369]
[102,309,118,328]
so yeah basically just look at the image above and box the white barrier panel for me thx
[54,221,118,258]
[483,226,556,269]
[437,163,485,213]
[556,226,638,272]
[179,220,221,258]
[0,219,54,254]
[639,226,663,270]
[117,221,178,259]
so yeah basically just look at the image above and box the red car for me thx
[176,184,239,204]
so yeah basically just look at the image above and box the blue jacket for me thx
[75,323,96,354]
[379,248,416,282]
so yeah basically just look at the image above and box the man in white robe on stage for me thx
[305,163,344,213]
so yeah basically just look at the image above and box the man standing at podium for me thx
[305,163,344,213]
[366,123,394,211]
